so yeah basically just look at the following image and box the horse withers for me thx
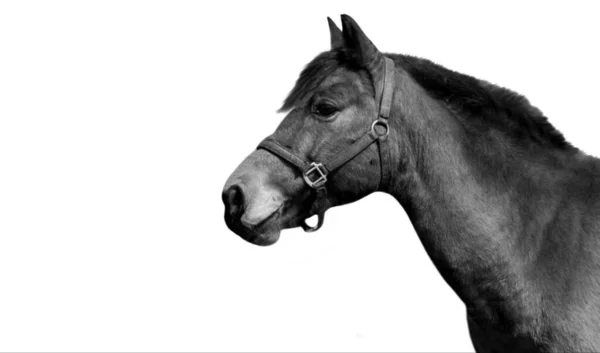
[223,14,600,352]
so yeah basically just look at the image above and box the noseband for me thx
[257,57,396,232]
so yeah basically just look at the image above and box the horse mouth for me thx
[246,205,282,228]
[228,206,283,246]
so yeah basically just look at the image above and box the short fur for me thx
[224,15,600,352]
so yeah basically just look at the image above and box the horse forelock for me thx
[279,49,373,113]
[279,51,339,113]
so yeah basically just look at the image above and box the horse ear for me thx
[340,14,383,68]
[327,17,343,50]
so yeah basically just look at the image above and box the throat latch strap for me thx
[257,57,396,232]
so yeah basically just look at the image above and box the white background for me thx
[1,1,599,352]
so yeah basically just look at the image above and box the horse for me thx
[222,14,600,352]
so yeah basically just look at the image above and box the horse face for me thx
[223,64,381,245]
[223,15,387,246]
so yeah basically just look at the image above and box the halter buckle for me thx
[303,162,327,189]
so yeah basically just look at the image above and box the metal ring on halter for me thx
[371,119,390,138]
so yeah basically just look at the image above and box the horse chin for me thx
[242,229,281,246]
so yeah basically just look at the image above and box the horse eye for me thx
[313,102,339,118]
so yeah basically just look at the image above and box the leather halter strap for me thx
[258,57,396,232]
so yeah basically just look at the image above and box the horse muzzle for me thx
[222,176,284,246]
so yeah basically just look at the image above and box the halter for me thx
[257,57,396,232]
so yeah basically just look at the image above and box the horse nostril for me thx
[224,185,245,218]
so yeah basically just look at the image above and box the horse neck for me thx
[386,70,580,328]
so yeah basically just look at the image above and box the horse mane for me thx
[393,54,574,150]
[281,50,574,151]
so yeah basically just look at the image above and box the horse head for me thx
[222,15,399,245]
